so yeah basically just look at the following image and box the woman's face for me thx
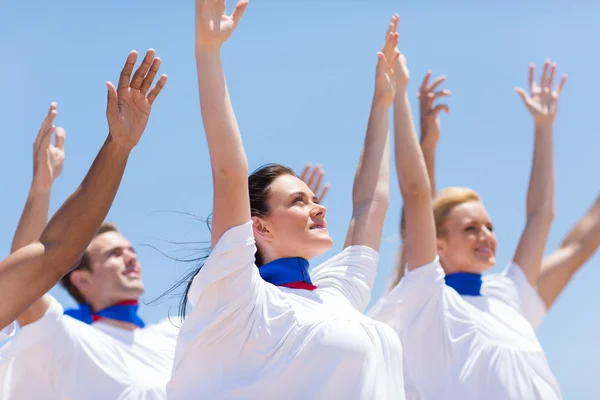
[437,201,497,274]
[253,174,333,263]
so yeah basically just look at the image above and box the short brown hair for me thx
[60,222,120,304]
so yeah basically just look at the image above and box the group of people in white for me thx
[0,1,598,399]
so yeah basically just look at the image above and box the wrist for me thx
[195,45,221,59]
[534,120,553,133]
[105,134,133,158]
[29,178,52,195]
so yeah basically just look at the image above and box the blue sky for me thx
[1,0,599,397]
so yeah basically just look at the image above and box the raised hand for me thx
[106,49,167,150]
[300,164,329,203]
[374,22,401,105]
[515,60,567,126]
[384,15,409,90]
[195,0,248,50]
[32,103,65,189]
[418,72,450,148]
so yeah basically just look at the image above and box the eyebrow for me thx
[102,245,136,257]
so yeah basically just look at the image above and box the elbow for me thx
[212,161,248,182]
[527,201,555,225]
[400,181,432,203]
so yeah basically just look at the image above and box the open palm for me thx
[516,60,567,126]
[106,49,167,150]
[196,0,248,49]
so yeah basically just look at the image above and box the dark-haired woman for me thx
[167,2,408,399]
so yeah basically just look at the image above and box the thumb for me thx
[514,87,529,106]
[106,81,119,117]
[232,0,249,26]
[376,52,390,75]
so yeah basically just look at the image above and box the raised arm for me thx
[538,195,600,308]
[0,50,167,329]
[10,104,65,326]
[195,0,250,247]
[389,16,437,270]
[343,24,399,251]
[389,71,450,290]
[513,60,566,285]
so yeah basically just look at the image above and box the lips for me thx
[310,222,327,230]
[475,247,493,255]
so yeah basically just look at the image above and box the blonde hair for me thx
[386,187,481,292]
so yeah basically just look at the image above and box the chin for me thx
[305,235,333,260]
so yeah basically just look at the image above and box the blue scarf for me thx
[64,300,146,328]
[259,257,317,290]
[445,272,482,296]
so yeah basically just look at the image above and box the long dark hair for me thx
[170,164,297,318]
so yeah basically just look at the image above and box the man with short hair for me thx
[0,49,175,400]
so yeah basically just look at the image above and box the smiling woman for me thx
[166,1,408,398]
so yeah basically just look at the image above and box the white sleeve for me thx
[368,257,444,333]
[310,245,378,312]
[184,221,267,342]
[503,262,547,329]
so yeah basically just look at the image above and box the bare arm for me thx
[390,72,450,289]
[513,61,566,285]
[344,29,400,251]
[388,16,437,271]
[538,195,600,308]
[0,50,167,329]
[10,105,65,326]
[195,0,250,247]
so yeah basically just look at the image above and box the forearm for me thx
[394,91,437,269]
[351,101,390,206]
[537,196,600,308]
[420,141,437,196]
[11,184,51,253]
[526,124,555,220]
[394,92,431,197]
[196,49,248,177]
[40,136,131,270]
[344,100,390,249]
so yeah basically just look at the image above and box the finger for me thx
[146,74,168,105]
[118,51,139,90]
[528,63,535,94]
[54,127,66,150]
[431,104,449,117]
[140,57,161,95]
[299,164,311,181]
[382,32,399,59]
[419,71,432,92]
[547,62,556,90]
[540,59,550,89]
[391,14,399,33]
[38,125,55,155]
[515,87,530,106]
[305,165,321,188]
[431,89,451,101]
[390,50,400,67]
[106,81,119,117]
[130,49,156,90]
[36,103,57,147]
[556,74,567,95]
[313,170,325,193]
[231,0,249,26]
[427,76,447,93]
[318,184,330,203]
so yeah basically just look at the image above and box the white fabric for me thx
[167,221,405,399]
[0,323,15,341]
[505,263,548,329]
[369,257,561,400]
[0,296,178,399]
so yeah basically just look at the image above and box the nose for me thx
[123,249,138,267]
[310,202,327,219]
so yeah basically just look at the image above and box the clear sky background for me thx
[1,0,598,397]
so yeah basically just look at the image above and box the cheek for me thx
[271,208,309,232]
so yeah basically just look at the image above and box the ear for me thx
[252,216,274,242]
[436,237,446,257]
[70,270,93,292]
